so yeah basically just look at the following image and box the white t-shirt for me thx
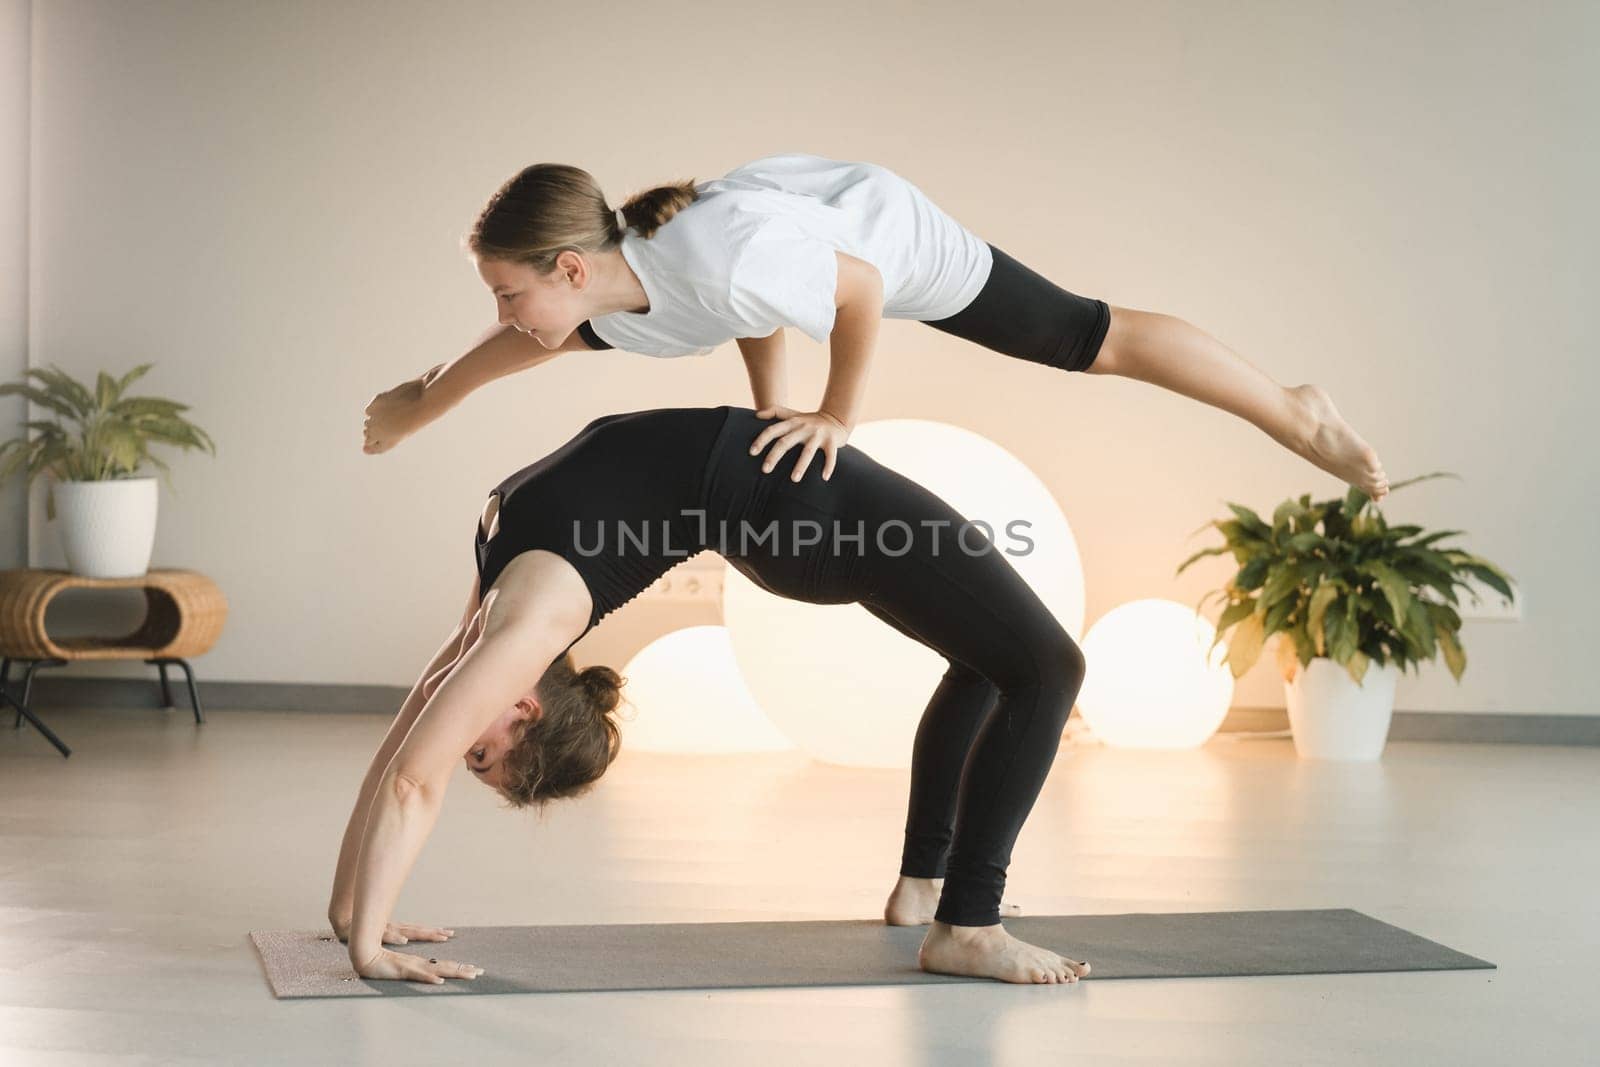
[588,154,994,358]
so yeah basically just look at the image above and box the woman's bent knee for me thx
[1036,626,1087,696]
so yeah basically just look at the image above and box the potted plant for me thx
[1176,474,1517,760]
[0,363,216,578]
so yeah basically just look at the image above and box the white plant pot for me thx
[53,477,160,578]
[1284,657,1400,761]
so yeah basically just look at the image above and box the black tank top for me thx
[474,406,733,630]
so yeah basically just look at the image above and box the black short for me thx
[919,244,1110,373]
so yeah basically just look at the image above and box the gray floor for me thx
[0,705,1593,1065]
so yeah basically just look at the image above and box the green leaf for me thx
[1263,596,1296,638]
[1359,560,1412,627]
[1437,627,1466,682]
[1260,561,1304,607]
[1424,599,1462,632]
[0,383,80,420]
[1345,650,1370,685]
[116,362,155,396]
[113,396,189,418]
[1235,555,1271,592]
[1457,558,1516,602]
[95,371,117,412]
[1327,608,1359,663]
[1386,471,1461,493]
[26,366,95,417]
[1272,499,1308,532]
[1226,613,1266,678]
[1216,598,1257,635]
[1226,503,1272,540]
[1405,598,1437,660]
[1285,531,1323,554]
[1306,581,1340,655]
[1176,544,1230,575]
[1290,624,1315,667]
[1410,530,1464,550]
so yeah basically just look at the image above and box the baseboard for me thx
[1222,706,1600,745]
[17,675,405,715]
[12,676,1600,746]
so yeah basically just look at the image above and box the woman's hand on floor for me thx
[750,406,850,482]
[331,915,455,946]
[352,945,484,985]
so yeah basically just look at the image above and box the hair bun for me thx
[578,665,624,715]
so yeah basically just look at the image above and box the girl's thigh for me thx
[920,243,1110,373]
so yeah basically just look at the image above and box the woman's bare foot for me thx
[1286,384,1390,502]
[918,919,1091,985]
[884,876,1022,926]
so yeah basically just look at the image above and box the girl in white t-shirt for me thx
[363,153,1388,502]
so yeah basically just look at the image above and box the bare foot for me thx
[884,876,1022,926]
[1286,384,1389,503]
[918,920,1091,985]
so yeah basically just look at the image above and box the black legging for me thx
[703,409,1087,926]
[479,405,1088,927]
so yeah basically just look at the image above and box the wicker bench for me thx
[0,568,228,758]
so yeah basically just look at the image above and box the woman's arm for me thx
[346,553,590,979]
[327,573,481,932]
[362,324,590,454]
[735,329,789,410]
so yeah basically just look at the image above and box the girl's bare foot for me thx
[884,876,1021,926]
[918,919,1091,985]
[1286,384,1390,502]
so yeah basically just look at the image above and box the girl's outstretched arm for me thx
[749,251,883,482]
[361,323,590,454]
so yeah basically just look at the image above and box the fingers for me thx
[790,441,819,483]
[417,957,483,984]
[821,444,837,482]
[748,419,797,457]
[759,431,806,474]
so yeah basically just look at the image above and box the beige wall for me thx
[15,0,1597,715]
[1,0,28,567]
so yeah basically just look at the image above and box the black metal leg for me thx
[12,659,67,730]
[0,684,71,758]
[176,659,204,726]
[3,658,15,729]
[157,662,173,708]
[147,657,205,724]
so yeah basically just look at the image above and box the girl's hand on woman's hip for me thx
[750,407,850,483]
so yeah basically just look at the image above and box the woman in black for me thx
[329,406,1092,988]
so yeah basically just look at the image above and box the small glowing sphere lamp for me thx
[615,625,794,754]
[1075,598,1234,748]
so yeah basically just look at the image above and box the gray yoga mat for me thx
[250,908,1494,999]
